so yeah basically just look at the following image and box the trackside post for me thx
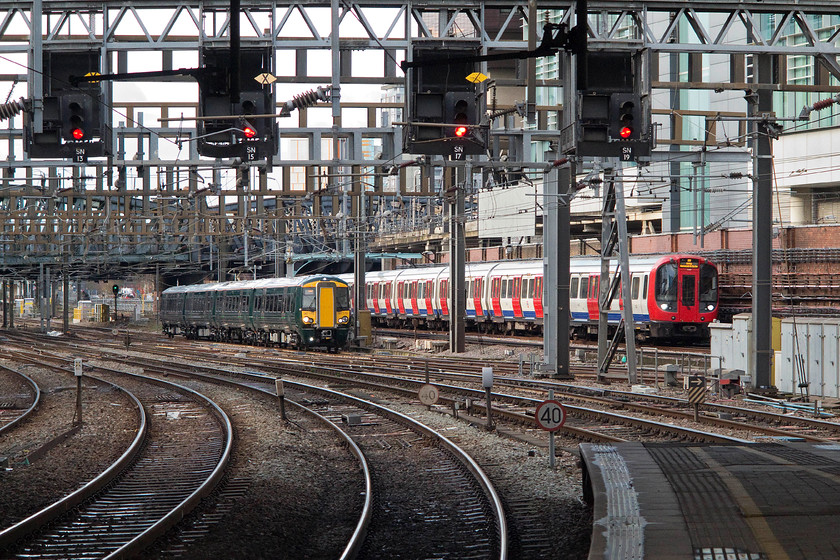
[276,378,287,420]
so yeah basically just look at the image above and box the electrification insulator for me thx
[290,87,330,110]
[280,86,331,116]
[0,97,26,121]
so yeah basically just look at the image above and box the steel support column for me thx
[448,165,465,353]
[542,156,573,379]
[752,55,775,390]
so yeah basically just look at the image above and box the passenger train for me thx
[341,254,719,340]
[160,275,352,350]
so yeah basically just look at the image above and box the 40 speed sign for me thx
[535,400,566,432]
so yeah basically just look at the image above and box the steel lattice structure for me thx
[0,0,837,280]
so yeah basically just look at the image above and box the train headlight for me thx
[706,304,715,311]
[338,315,349,324]
[302,316,314,324]
[660,303,669,310]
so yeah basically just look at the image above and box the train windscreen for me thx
[655,262,678,307]
[335,286,351,310]
[699,264,718,310]
[302,288,316,310]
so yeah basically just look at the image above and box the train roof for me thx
[161,274,348,294]
[329,254,716,285]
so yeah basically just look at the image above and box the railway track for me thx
[0,365,39,433]
[0,352,233,559]
[16,323,838,557]
[0,331,510,559]
[10,328,747,446]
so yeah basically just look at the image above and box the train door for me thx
[466,279,475,317]
[384,283,392,315]
[317,282,336,328]
[396,281,406,315]
[425,280,434,316]
[440,279,449,317]
[372,282,380,314]
[473,278,484,317]
[490,278,502,318]
[512,277,523,318]
[587,274,600,321]
[677,258,701,322]
[410,281,419,315]
[534,276,544,319]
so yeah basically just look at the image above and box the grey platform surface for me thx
[580,441,840,560]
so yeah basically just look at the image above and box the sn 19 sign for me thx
[535,400,566,432]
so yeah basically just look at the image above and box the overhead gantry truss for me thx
[0,0,836,279]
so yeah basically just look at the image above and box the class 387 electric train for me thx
[160,275,352,351]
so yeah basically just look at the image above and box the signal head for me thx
[238,118,258,139]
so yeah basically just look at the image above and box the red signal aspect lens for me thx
[243,125,257,139]
[72,128,85,140]
[619,126,633,139]
[454,125,468,138]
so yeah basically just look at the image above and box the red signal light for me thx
[454,125,468,138]
[72,128,85,140]
[243,124,257,139]
[619,126,633,139]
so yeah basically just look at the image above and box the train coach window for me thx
[631,277,640,300]
[302,288,316,310]
[580,277,589,299]
[570,278,579,299]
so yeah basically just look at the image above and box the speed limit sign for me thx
[535,400,566,432]
[418,384,440,406]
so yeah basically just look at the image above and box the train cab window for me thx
[336,287,351,310]
[570,277,579,299]
[699,264,718,309]
[580,277,589,299]
[655,263,678,303]
[302,288,316,310]
[631,276,640,300]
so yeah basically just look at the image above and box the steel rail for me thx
[0,375,147,549]
[0,364,41,435]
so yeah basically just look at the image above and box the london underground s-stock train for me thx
[340,254,718,340]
